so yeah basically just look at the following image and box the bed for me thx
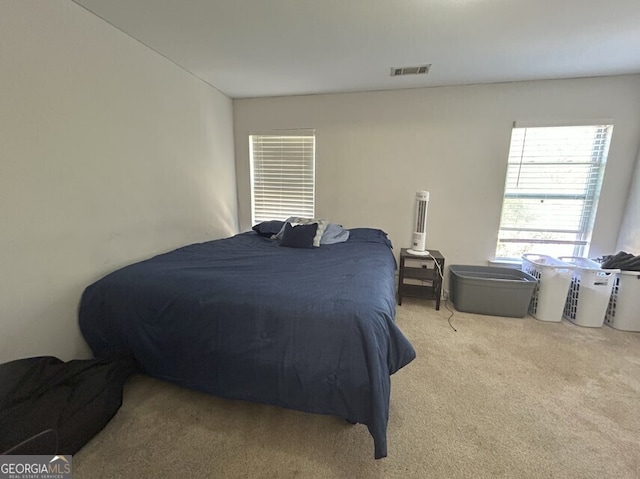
[78,227,416,458]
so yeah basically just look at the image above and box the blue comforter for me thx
[79,229,415,458]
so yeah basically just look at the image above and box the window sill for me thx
[488,258,522,269]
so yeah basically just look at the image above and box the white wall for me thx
[617,147,640,254]
[0,1,238,362]
[234,75,640,268]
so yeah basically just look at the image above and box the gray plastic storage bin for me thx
[449,265,538,318]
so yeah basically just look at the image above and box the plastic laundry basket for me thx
[521,254,575,322]
[605,270,640,332]
[558,257,619,328]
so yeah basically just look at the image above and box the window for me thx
[495,123,613,259]
[249,132,315,224]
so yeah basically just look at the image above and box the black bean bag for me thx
[0,355,138,455]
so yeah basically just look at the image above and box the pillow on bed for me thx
[273,217,328,247]
[252,220,285,237]
[280,222,318,248]
[320,224,350,244]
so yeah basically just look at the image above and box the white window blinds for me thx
[496,124,612,259]
[250,133,315,224]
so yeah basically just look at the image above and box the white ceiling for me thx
[72,0,640,99]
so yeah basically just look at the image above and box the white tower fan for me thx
[408,190,430,256]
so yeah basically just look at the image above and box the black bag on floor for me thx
[0,355,138,455]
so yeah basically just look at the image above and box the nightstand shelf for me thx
[397,248,445,310]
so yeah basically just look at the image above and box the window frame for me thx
[249,131,316,225]
[495,121,613,260]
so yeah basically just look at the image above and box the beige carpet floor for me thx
[74,299,640,478]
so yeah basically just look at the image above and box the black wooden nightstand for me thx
[398,248,445,310]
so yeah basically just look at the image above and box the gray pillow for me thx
[320,224,350,244]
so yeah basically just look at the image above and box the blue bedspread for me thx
[79,229,415,458]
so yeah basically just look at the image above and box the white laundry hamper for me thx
[558,257,619,328]
[521,254,575,322]
[605,270,640,332]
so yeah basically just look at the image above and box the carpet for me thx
[73,298,640,478]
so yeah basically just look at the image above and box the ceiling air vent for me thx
[390,64,431,77]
